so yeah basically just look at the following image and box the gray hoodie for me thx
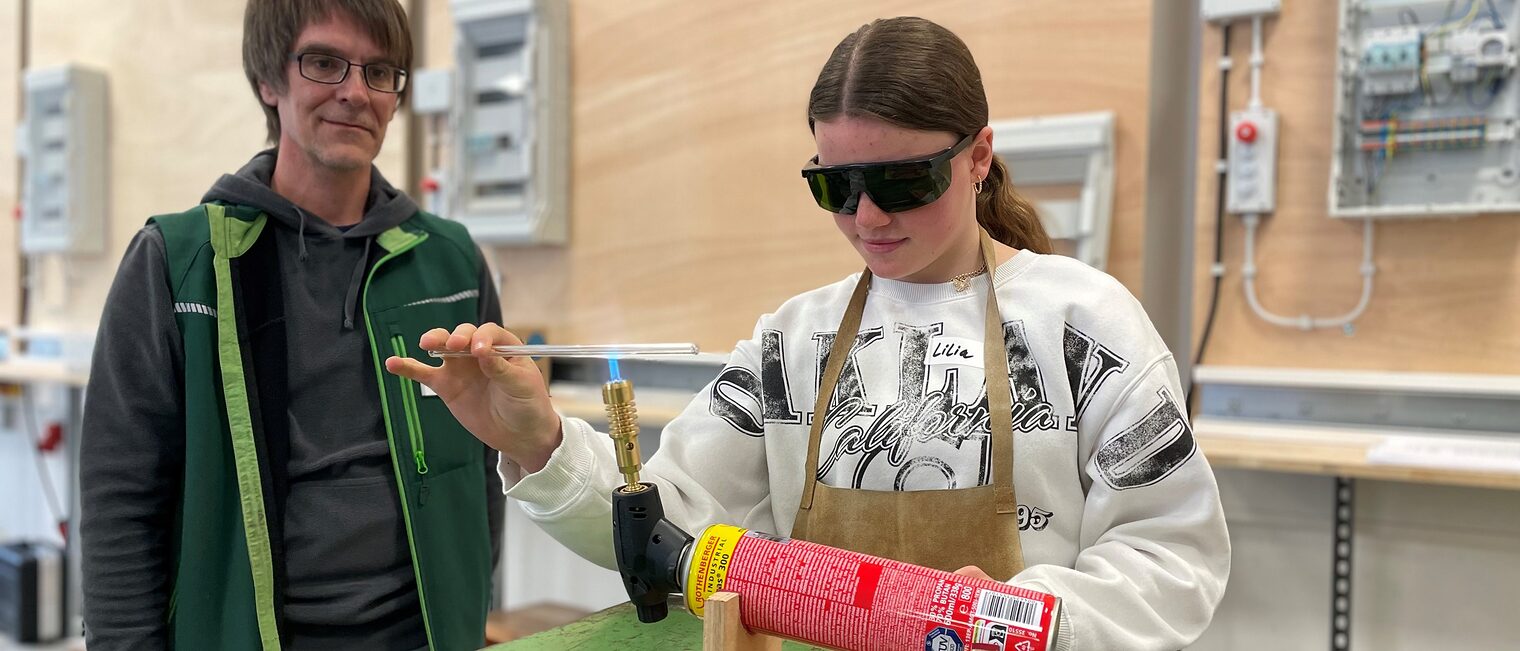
[81,150,504,651]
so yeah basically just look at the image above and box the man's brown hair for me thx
[243,0,413,143]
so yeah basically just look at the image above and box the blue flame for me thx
[608,357,622,382]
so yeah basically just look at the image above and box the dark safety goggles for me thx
[801,133,975,214]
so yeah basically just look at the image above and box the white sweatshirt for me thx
[503,251,1230,650]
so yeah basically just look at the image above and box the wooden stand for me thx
[703,592,782,651]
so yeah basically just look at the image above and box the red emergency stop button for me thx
[1236,121,1258,143]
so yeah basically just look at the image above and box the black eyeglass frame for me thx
[800,132,977,214]
[289,52,409,94]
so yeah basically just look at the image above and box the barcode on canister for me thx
[974,589,1043,631]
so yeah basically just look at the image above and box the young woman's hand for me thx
[953,565,996,582]
[384,323,562,472]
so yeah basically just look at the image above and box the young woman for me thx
[387,16,1229,650]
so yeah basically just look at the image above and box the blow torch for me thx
[434,341,1063,649]
[592,354,1062,651]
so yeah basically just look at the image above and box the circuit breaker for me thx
[1227,108,1279,214]
[1360,26,1424,96]
[447,0,569,244]
[18,65,107,254]
[1331,0,1520,218]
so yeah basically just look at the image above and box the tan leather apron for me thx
[791,230,1026,578]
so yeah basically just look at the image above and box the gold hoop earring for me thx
[973,178,984,194]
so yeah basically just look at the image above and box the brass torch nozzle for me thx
[602,379,644,490]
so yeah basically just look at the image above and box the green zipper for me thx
[360,229,438,650]
[391,334,430,475]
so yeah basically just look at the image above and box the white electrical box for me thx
[1227,108,1279,214]
[19,65,107,254]
[447,0,570,244]
[410,68,453,116]
[1201,0,1282,22]
[1330,0,1520,218]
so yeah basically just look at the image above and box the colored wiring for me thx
[1467,69,1505,108]
[1367,150,1387,197]
[1422,0,1482,102]
[1361,4,1503,212]
[1417,60,1458,105]
[1430,0,1482,37]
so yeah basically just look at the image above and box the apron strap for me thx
[979,230,1019,515]
[799,269,872,509]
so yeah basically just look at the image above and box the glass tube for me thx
[426,343,699,359]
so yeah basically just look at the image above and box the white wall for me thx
[1194,469,1520,650]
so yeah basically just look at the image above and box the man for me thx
[80,1,503,649]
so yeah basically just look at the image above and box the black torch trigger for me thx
[612,482,694,623]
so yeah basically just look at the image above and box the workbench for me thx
[485,603,821,650]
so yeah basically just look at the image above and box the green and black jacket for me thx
[86,201,498,650]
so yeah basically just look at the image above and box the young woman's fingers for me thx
[951,565,995,581]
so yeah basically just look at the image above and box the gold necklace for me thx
[950,266,987,293]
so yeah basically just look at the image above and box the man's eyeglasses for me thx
[801,133,976,214]
[291,52,408,93]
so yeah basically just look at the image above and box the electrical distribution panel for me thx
[1332,0,1520,218]
[447,0,569,244]
[18,65,107,254]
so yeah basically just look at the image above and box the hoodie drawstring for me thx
[294,206,311,261]
[342,236,372,330]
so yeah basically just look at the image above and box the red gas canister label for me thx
[685,525,1059,651]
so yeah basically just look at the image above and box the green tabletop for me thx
[486,602,822,650]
